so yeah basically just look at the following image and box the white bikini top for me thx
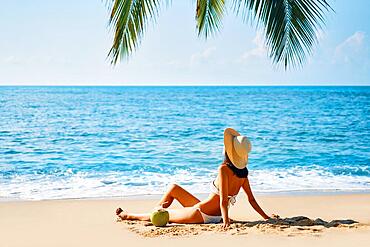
[210,180,237,207]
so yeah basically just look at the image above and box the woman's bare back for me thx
[196,164,246,216]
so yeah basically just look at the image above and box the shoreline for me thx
[2,189,370,203]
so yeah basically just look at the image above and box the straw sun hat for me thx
[223,128,252,169]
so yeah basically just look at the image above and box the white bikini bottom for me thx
[196,208,222,224]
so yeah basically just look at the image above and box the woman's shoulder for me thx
[218,163,231,173]
[218,163,249,180]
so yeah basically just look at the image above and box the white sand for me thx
[1,193,369,247]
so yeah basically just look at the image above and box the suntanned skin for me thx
[116,155,272,228]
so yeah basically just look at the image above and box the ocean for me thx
[0,86,369,200]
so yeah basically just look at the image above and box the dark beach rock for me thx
[282,216,315,226]
[314,218,327,225]
[326,219,358,227]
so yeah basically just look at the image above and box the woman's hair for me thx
[223,152,249,178]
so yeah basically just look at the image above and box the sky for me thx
[0,0,369,86]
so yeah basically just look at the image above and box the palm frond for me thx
[233,0,332,69]
[196,0,226,38]
[108,0,163,64]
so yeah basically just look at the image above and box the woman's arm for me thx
[242,178,270,220]
[218,165,230,228]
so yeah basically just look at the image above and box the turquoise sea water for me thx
[0,86,369,200]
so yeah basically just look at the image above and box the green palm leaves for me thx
[108,0,163,65]
[108,0,332,69]
[196,0,226,38]
[235,0,332,68]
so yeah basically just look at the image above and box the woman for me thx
[116,128,274,228]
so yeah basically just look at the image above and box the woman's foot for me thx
[116,207,128,220]
[116,207,123,215]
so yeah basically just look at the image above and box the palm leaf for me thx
[196,0,226,38]
[108,0,332,69]
[233,0,332,69]
[108,0,163,64]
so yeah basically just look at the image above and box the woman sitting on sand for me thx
[116,128,274,228]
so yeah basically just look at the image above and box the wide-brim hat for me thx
[223,128,252,169]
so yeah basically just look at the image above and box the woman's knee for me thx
[168,184,185,197]
[169,183,181,192]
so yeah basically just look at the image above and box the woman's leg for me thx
[115,184,201,222]
[167,207,204,224]
[116,207,204,224]
[117,212,150,221]
[158,184,200,208]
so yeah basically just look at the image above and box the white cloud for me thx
[2,56,21,65]
[190,46,216,66]
[1,55,71,66]
[334,31,366,63]
[316,29,326,43]
[239,31,268,62]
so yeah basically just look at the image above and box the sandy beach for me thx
[1,193,369,247]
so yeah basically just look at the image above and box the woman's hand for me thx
[222,218,230,229]
[265,214,280,220]
[271,214,280,219]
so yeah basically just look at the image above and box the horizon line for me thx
[0,83,369,87]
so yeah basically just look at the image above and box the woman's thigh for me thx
[171,184,201,207]
[167,207,204,224]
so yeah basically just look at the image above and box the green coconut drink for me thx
[150,208,169,227]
